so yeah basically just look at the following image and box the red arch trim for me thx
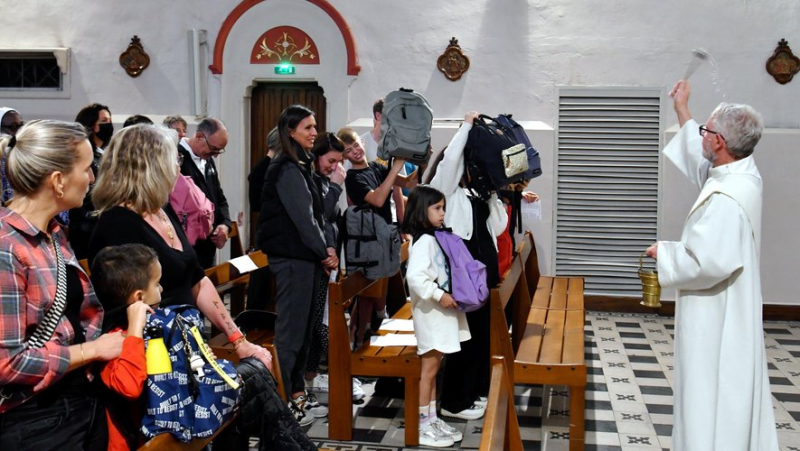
[209,0,361,76]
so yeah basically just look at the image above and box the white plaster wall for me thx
[2,0,799,303]
[2,1,798,126]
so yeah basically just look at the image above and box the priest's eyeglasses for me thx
[699,125,725,141]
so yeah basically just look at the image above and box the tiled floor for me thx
[253,312,800,450]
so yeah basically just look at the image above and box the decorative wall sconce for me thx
[766,39,800,85]
[437,37,470,81]
[119,36,150,78]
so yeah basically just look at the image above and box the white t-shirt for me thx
[360,130,380,163]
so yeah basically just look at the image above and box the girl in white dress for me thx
[403,185,471,448]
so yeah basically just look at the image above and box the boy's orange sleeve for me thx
[100,335,147,400]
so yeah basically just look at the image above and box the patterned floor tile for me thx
[294,312,800,450]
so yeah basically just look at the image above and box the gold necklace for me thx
[157,209,175,244]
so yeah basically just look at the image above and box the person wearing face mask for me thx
[1,107,24,206]
[69,103,113,260]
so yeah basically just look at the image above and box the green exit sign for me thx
[275,63,295,75]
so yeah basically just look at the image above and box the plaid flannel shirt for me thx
[0,207,103,413]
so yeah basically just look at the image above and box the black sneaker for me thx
[288,398,314,426]
[296,391,328,418]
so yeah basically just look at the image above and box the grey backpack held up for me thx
[377,88,434,164]
[343,204,401,280]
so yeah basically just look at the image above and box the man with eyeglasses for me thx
[178,117,232,268]
[645,80,778,450]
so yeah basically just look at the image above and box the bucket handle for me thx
[638,252,655,274]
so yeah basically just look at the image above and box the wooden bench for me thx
[204,250,267,318]
[206,250,285,401]
[328,241,422,446]
[490,232,587,451]
[137,416,238,451]
[480,356,523,451]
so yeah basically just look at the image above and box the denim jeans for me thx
[0,392,107,451]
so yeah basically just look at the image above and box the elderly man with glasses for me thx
[645,80,778,450]
[178,117,232,268]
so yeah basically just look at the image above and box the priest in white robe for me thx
[646,80,779,451]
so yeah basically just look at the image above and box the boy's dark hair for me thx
[373,98,384,119]
[402,185,445,235]
[122,114,153,128]
[311,132,345,158]
[91,244,158,309]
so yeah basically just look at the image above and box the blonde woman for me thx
[0,120,126,450]
[87,125,272,369]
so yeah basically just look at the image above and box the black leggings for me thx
[0,390,107,451]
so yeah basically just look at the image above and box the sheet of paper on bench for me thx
[378,318,415,332]
[370,333,417,347]
[229,255,259,274]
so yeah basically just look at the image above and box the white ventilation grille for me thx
[555,88,661,297]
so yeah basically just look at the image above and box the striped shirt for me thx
[0,207,103,413]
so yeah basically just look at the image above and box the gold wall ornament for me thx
[119,36,150,78]
[766,39,800,85]
[250,26,320,65]
[437,37,470,81]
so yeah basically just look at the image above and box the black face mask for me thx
[96,122,114,146]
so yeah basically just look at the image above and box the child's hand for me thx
[439,293,458,309]
[522,191,539,203]
[127,301,155,338]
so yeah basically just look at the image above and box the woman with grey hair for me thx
[0,120,126,449]
[163,115,188,139]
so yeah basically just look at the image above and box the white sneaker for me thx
[306,374,366,401]
[441,403,486,420]
[419,422,455,448]
[432,418,463,442]
[352,378,366,401]
[305,374,329,392]
[474,396,488,407]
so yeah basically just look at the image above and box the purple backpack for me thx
[433,230,489,312]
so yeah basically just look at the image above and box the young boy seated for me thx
[90,244,162,451]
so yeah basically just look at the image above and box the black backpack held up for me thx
[463,114,524,200]
[495,114,542,180]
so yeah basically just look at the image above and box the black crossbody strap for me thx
[28,234,68,348]
[0,234,69,406]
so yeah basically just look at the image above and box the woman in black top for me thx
[304,133,346,387]
[69,103,113,260]
[257,105,337,425]
[88,124,272,368]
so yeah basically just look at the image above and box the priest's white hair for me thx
[710,103,763,159]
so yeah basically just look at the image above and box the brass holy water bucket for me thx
[638,252,662,308]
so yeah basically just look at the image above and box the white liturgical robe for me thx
[657,120,778,450]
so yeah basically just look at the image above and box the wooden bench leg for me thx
[264,344,285,402]
[404,375,420,446]
[568,384,586,451]
[328,363,353,441]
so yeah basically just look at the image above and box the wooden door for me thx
[249,82,327,247]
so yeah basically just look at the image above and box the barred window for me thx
[0,53,62,89]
